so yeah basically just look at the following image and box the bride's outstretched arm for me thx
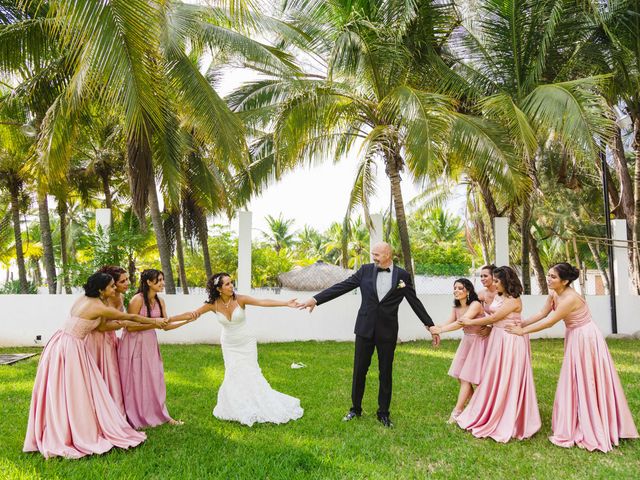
[238,294,297,308]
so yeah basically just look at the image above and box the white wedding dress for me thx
[213,307,304,426]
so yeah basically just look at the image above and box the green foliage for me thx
[413,242,472,276]
[251,245,294,288]
[0,279,37,294]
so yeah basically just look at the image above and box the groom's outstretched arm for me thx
[402,273,434,328]
[313,266,365,306]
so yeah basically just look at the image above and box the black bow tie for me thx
[376,267,391,273]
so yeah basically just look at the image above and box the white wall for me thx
[0,292,629,347]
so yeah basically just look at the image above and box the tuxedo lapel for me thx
[371,264,379,302]
[379,265,399,303]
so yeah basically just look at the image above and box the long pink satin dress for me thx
[448,302,489,385]
[118,296,173,428]
[85,313,125,416]
[550,294,638,452]
[23,316,146,458]
[457,295,541,442]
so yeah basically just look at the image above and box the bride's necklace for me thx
[220,296,233,309]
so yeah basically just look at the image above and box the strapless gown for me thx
[457,296,541,442]
[23,316,146,458]
[118,298,173,428]
[448,305,489,385]
[213,307,303,426]
[85,327,125,417]
[550,295,638,452]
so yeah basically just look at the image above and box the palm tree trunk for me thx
[57,201,72,294]
[197,210,212,279]
[172,211,189,294]
[528,232,547,294]
[9,177,28,293]
[520,202,532,294]
[386,152,414,278]
[478,181,499,235]
[632,115,640,294]
[33,260,42,287]
[148,181,177,293]
[100,169,113,212]
[37,190,57,293]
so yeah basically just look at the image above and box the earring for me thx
[467,294,470,302]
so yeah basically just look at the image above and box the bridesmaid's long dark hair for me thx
[453,278,479,307]
[137,269,165,318]
[205,273,236,304]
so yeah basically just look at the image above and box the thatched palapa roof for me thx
[278,261,355,291]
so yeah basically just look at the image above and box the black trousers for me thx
[351,334,397,416]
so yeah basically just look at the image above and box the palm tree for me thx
[576,0,640,291]
[4,0,295,292]
[229,0,519,278]
[0,114,31,292]
[261,214,296,254]
[439,0,612,291]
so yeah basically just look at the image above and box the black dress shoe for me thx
[377,415,394,428]
[342,411,361,422]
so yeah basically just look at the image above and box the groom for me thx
[299,242,440,427]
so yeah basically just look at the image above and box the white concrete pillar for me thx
[612,219,632,296]
[494,217,509,266]
[369,213,384,261]
[95,208,112,230]
[237,211,252,293]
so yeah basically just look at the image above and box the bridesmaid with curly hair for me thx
[456,266,541,442]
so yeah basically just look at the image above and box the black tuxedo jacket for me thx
[313,263,434,342]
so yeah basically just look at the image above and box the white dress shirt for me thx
[376,264,393,301]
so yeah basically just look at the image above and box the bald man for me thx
[299,242,440,427]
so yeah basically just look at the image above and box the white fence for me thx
[0,292,635,347]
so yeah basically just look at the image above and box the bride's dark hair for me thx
[205,273,236,304]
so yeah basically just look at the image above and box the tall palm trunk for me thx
[197,210,212,279]
[528,232,547,294]
[57,200,72,294]
[386,151,414,278]
[37,191,57,293]
[632,115,640,295]
[172,211,189,294]
[8,177,28,293]
[148,181,177,294]
[99,167,113,212]
[520,202,532,293]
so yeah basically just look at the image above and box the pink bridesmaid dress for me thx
[23,316,146,459]
[550,295,638,452]
[85,324,125,416]
[448,304,489,385]
[456,295,541,442]
[118,297,173,428]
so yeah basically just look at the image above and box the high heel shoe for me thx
[447,409,462,424]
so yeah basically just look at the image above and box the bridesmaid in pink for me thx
[456,266,541,442]
[118,269,197,428]
[85,266,130,415]
[23,272,163,458]
[508,263,638,452]
[477,264,498,314]
[429,279,490,423]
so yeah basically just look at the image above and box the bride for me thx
[194,272,304,426]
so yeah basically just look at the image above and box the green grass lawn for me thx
[1,339,639,479]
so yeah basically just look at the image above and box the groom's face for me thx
[372,245,392,267]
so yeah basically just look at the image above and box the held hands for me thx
[155,318,169,329]
[286,299,298,308]
[426,326,441,347]
[429,325,442,335]
[297,297,317,313]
